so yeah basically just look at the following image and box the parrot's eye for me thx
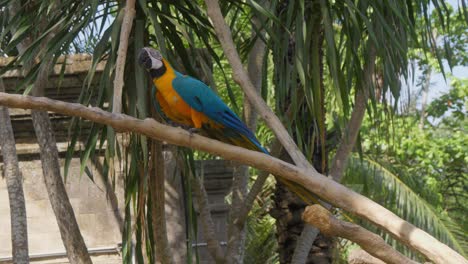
[138,47,163,70]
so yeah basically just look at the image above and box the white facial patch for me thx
[150,56,163,69]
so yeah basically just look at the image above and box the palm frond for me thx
[343,156,468,258]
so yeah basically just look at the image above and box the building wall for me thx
[0,155,124,263]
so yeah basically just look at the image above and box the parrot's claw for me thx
[166,120,179,127]
[188,128,200,135]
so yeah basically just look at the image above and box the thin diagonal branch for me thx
[330,44,376,182]
[233,139,282,229]
[204,0,313,171]
[112,0,136,114]
[203,4,327,261]
[0,93,465,264]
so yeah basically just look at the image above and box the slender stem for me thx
[112,0,136,114]
[329,44,376,182]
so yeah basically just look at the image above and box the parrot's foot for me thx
[166,120,180,127]
[188,127,200,134]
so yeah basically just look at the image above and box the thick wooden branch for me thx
[0,93,466,264]
[348,249,387,264]
[303,205,418,264]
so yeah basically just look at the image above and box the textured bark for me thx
[290,3,329,262]
[0,93,466,264]
[303,205,418,264]
[193,177,225,263]
[272,159,330,264]
[348,249,386,264]
[31,110,92,264]
[163,150,187,264]
[9,1,92,262]
[225,165,248,264]
[0,78,29,264]
[150,140,173,264]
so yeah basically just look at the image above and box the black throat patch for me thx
[150,64,167,79]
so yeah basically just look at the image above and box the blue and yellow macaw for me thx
[138,47,316,204]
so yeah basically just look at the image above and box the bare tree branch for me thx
[233,139,282,229]
[348,249,386,264]
[0,93,465,264]
[302,205,419,264]
[112,0,136,114]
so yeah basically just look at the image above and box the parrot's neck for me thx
[150,64,166,79]
[150,59,172,79]
[153,60,176,94]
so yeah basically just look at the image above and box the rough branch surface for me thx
[112,0,136,114]
[0,92,465,264]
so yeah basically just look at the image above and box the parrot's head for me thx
[138,47,166,78]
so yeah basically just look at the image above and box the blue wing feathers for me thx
[172,72,268,154]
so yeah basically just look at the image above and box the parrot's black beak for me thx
[138,48,153,70]
[138,47,163,70]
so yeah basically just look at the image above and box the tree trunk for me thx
[418,67,431,130]
[31,110,92,264]
[163,149,187,264]
[150,140,173,264]
[8,1,93,261]
[272,145,331,264]
[0,78,29,264]
[271,1,332,262]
